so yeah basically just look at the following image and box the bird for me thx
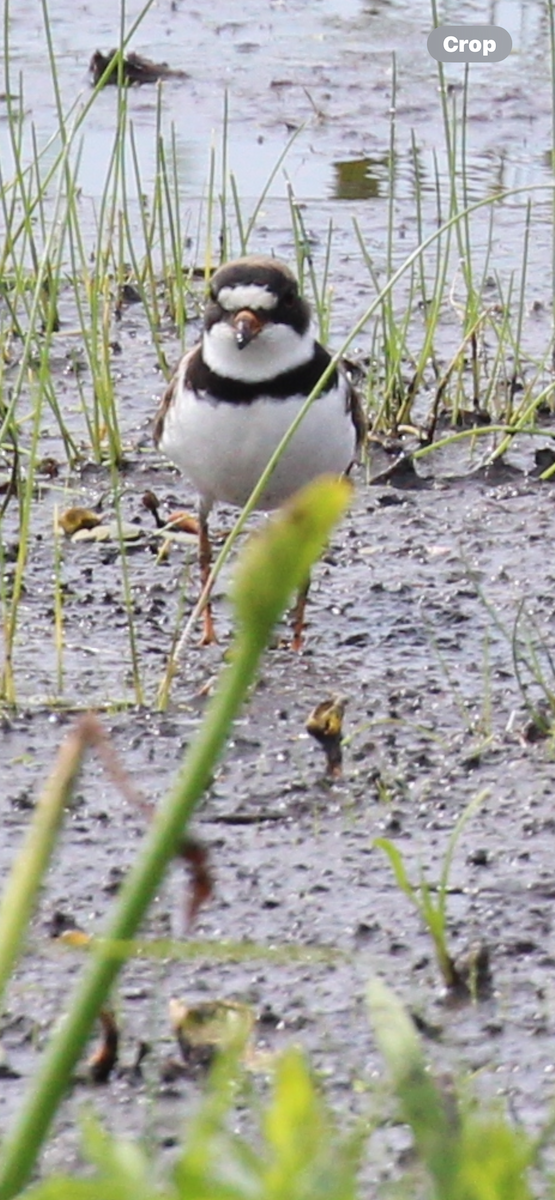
[154,254,365,647]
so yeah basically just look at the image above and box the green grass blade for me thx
[373,837,417,905]
[368,978,457,1190]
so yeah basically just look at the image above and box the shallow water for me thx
[3,0,554,363]
[2,1,553,211]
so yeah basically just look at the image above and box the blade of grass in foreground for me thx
[368,978,534,1198]
[0,474,352,1200]
[0,722,88,1009]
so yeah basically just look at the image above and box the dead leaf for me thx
[72,521,142,542]
[59,929,93,948]
[57,507,102,536]
[163,512,200,535]
[169,998,254,1052]
[88,1009,119,1083]
[179,836,214,926]
[142,491,199,536]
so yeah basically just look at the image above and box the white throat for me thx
[202,320,316,383]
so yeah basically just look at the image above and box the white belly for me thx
[159,383,357,510]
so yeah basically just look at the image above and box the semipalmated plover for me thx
[154,255,365,645]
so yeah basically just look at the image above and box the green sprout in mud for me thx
[468,581,555,740]
[510,601,555,737]
[374,789,487,996]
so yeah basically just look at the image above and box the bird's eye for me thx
[282,288,296,307]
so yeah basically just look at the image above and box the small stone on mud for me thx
[354,921,378,942]
[10,789,35,810]
[533,446,555,474]
[410,1011,443,1041]
[118,283,142,307]
[382,811,402,833]
[103,866,127,894]
[47,910,83,938]
[467,847,489,866]
[0,1046,21,1080]
[375,491,407,507]
[257,1004,282,1028]
[522,708,552,743]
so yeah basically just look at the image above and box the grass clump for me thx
[2,3,555,1197]
[375,789,488,996]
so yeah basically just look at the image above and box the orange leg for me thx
[198,505,217,646]
[290,575,310,652]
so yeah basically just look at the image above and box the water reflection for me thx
[332,155,390,201]
[0,0,553,219]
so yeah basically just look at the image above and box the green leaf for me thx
[439,789,488,904]
[262,1048,362,1200]
[367,979,458,1191]
[367,977,424,1084]
[264,1049,325,1176]
[456,1116,533,1200]
[373,838,417,904]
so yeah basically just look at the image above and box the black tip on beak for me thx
[233,310,263,349]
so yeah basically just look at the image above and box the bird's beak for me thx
[232,309,263,349]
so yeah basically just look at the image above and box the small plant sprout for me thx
[374,788,489,997]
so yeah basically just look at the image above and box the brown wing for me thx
[153,346,198,447]
[344,370,367,457]
[153,373,177,447]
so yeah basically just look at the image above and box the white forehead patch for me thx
[217,283,278,312]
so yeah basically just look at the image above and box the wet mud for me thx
[3,436,555,1181]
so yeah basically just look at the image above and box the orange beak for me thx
[232,309,263,349]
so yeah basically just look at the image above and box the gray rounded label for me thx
[427,24,512,63]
